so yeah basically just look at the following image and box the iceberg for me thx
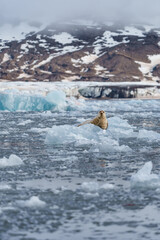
[18,196,46,208]
[0,89,68,111]
[0,154,23,167]
[131,161,160,189]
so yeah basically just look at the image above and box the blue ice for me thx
[0,90,68,111]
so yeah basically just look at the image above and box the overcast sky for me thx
[0,0,160,25]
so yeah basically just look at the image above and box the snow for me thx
[32,45,83,70]
[80,54,98,64]
[52,32,77,45]
[71,53,98,66]
[135,54,160,80]
[95,31,120,48]
[32,55,54,69]
[93,30,130,54]
[21,43,34,54]
[118,26,145,37]
[0,22,45,42]
[40,70,52,75]
[1,53,11,64]
[0,154,23,167]
[17,73,31,79]
[131,162,160,189]
[95,64,112,77]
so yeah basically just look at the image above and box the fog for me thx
[0,0,160,25]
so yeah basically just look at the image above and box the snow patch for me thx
[72,52,98,66]
[0,22,45,42]
[135,54,160,80]
[52,32,77,45]
[17,73,31,79]
[1,53,11,64]
[119,26,145,37]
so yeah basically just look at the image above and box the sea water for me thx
[0,93,160,240]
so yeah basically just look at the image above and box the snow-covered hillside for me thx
[0,21,160,83]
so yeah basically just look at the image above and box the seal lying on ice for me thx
[77,110,108,130]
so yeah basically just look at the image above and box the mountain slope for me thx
[0,22,160,82]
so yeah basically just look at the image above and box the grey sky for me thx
[0,0,160,25]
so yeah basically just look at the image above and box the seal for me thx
[77,110,108,130]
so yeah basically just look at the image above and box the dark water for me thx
[0,99,160,240]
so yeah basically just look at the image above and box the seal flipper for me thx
[77,120,92,127]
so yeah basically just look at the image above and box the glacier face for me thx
[0,89,69,111]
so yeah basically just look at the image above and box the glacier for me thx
[0,89,69,111]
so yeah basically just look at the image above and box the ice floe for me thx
[0,154,23,167]
[45,119,133,153]
[0,184,11,190]
[81,182,114,192]
[138,129,160,141]
[18,196,46,208]
[131,161,160,189]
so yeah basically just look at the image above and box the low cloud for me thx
[0,0,160,25]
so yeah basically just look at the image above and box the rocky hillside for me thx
[1,21,160,82]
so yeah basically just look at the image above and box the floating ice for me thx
[0,90,69,111]
[138,129,160,141]
[18,119,33,126]
[18,196,46,208]
[45,123,132,153]
[81,182,114,192]
[81,182,99,192]
[108,116,136,139]
[0,154,23,167]
[131,161,160,189]
[0,184,11,190]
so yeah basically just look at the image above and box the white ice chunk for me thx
[18,119,33,126]
[138,129,160,141]
[81,182,99,192]
[0,184,11,190]
[45,123,132,153]
[0,154,23,167]
[131,161,160,188]
[81,182,114,192]
[18,196,46,208]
